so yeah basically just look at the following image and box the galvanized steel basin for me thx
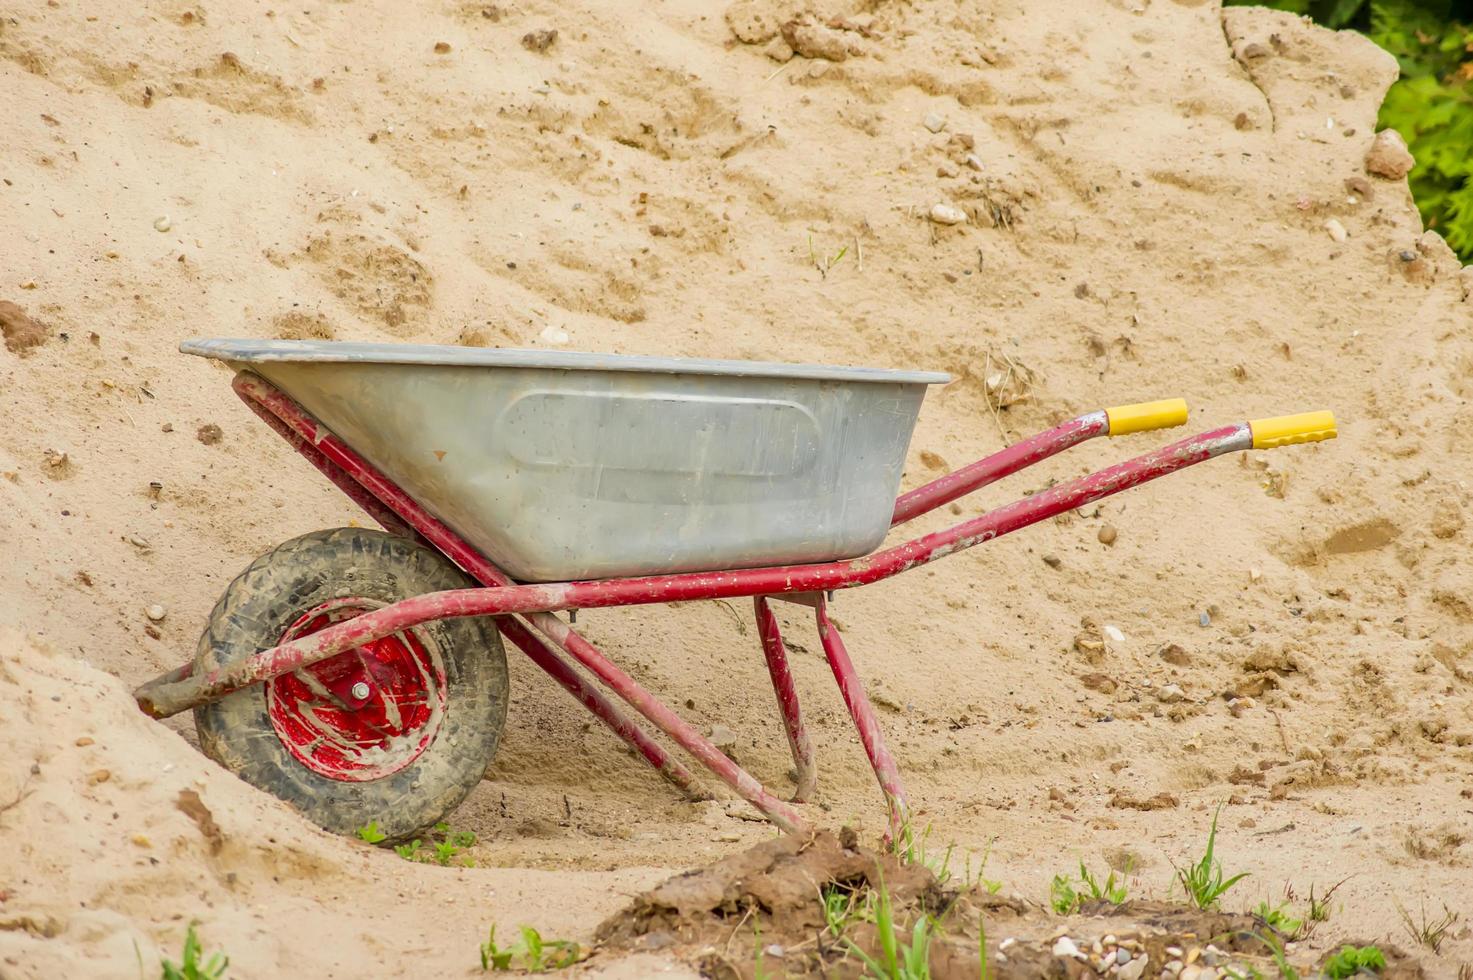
[182,339,949,582]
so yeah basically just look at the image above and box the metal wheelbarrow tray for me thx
[136,339,1338,843]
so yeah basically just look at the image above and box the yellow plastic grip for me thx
[1249,410,1337,449]
[1105,398,1190,437]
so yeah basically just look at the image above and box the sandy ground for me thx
[2,0,1471,976]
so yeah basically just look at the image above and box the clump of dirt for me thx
[594,835,1424,979]
[0,300,49,354]
[597,829,974,978]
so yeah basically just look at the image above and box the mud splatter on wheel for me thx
[193,527,508,841]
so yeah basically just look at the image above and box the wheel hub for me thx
[266,598,446,782]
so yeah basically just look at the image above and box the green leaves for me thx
[479,924,581,972]
[160,922,229,980]
[1323,944,1387,978]
[1173,805,1249,910]
[1051,861,1128,915]
[355,821,387,844]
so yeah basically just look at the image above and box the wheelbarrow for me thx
[134,339,1337,843]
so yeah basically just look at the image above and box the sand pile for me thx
[2,0,1471,974]
[0,633,669,977]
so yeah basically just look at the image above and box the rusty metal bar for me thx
[754,596,818,802]
[891,411,1108,526]
[814,595,908,841]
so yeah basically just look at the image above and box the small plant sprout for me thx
[1253,900,1305,940]
[845,868,938,980]
[392,823,477,866]
[822,885,858,937]
[900,824,1002,894]
[1255,929,1300,980]
[1322,945,1387,979]
[161,922,229,980]
[807,234,849,279]
[978,916,989,980]
[355,821,387,844]
[1397,897,1460,953]
[1050,861,1127,915]
[480,925,513,972]
[1173,805,1249,910]
[478,924,581,973]
[519,926,580,972]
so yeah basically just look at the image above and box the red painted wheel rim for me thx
[266,598,446,782]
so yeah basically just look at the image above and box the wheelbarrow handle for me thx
[1249,410,1337,449]
[892,396,1190,526]
[1104,397,1189,436]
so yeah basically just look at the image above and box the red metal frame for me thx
[754,596,817,803]
[136,372,1256,836]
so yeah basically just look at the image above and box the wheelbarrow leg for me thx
[814,596,909,844]
[754,597,818,802]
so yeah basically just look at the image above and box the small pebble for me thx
[1103,624,1125,644]
[1098,524,1118,546]
[1042,554,1062,569]
[1249,566,1262,582]
[1117,948,1132,965]
[923,112,946,133]
[1092,940,1104,955]
[708,724,738,750]
[75,736,94,747]
[146,604,167,622]
[964,152,984,171]
[1186,947,1201,964]
[1365,128,1414,179]
[1052,936,1082,959]
[153,216,171,232]
[88,769,111,785]
[929,203,967,225]
[1157,683,1185,703]
[999,937,1016,951]
[1324,218,1348,243]
[1198,610,1211,627]
[1118,955,1148,980]
[1166,946,1184,958]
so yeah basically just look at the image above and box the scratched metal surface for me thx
[183,340,946,581]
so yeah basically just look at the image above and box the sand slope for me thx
[2,0,1471,974]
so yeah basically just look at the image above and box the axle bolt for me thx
[350,681,371,701]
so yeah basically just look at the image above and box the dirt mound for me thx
[596,834,1428,978]
[0,632,669,977]
[2,0,1472,973]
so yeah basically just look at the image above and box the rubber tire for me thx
[193,527,508,842]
